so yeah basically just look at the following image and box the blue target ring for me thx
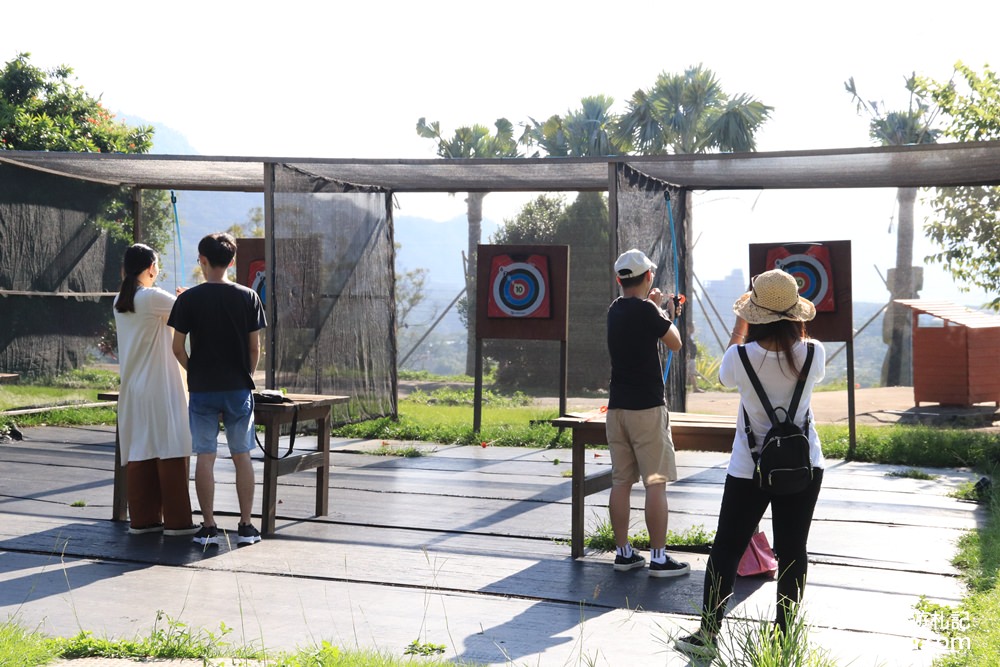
[775,255,828,306]
[492,262,546,317]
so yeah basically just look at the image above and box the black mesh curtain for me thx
[615,163,688,411]
[0,163,124,377]
[271,164,396,422]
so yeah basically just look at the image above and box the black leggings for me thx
[700,469,824,634]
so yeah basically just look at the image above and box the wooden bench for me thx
[551,409,736,558]
[99,392,349,535]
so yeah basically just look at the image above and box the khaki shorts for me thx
[605,406,678,486]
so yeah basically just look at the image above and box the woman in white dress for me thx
[113,244,198,535]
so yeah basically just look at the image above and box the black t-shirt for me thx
[167,282,267,392]
[607,296,671,410]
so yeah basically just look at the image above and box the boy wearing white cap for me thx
[605,248,689,577]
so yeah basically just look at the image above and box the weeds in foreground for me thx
[50,611,259,660]
[715,606,840,667]
[664,602,839,667]
[0,617,58,666]
[0,614,475,667]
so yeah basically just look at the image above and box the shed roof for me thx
[895,299,1000,328]
[2,141,1000,192]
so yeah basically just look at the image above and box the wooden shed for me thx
[895,299,1000,407]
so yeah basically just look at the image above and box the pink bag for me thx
[737,530,778,577]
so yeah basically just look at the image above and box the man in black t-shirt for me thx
[605,249,689,577]
[169,232,267,547]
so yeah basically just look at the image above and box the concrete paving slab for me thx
[0,424,986,666]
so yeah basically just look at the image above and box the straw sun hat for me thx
[733,268,817,324]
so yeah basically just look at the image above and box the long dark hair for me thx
[115,244,157,313]
[745,319,809,380]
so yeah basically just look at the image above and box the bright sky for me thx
[7,0,998,304]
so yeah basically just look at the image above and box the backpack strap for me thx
[738,342,816,459]
[738,344,773,461]
[737,345,778,425]
[786,342,815,427]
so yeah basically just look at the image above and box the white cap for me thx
[614,248,656,279]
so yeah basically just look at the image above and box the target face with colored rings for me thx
[492,262,547,317]
[774,253,829,307]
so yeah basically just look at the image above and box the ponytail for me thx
[115,244,157,313]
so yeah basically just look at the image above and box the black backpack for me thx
[738,343,815,496]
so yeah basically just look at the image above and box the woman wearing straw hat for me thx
[676,268,826,658]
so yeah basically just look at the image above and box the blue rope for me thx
[663,193,681,382]
[170,191,184,290]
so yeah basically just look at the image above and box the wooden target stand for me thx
[749,240,857,456]
[473,244,570,432]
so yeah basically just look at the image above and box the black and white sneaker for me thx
[675,632,716,659]
[649,554,690,578]
[163,524,201,537]
[613,550,646,571]
[192,524,220,546]
[236,523,261,546]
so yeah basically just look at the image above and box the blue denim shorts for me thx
[188,390,256,456]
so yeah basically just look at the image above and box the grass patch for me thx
[0,617,58,666]
[46,367,120,390]
[333,401,570,449]
[887,467,939,480]
[405,387,532,408]
[702,603,839,666]
[914,468,1000,664]
[585,514,715,551]
[818,423,1000,469]
[367,442,428,457]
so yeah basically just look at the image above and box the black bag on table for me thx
[738,342,815,496]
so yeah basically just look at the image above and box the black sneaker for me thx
[613,550,646,571]
[236,523,261,546]
[192,524,220,546]
[649,554,691,578]
[675,632,716,659]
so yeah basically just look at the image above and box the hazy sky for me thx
[7,0,998,303]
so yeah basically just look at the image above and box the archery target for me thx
[488,255,551,318]
[248,260,266,306]
[765,244,836,312]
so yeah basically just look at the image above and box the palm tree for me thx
[846,75,940,386]
[416,117,522,375]
[617,64,772,155]
[522,95,630,157]
[616,65,772,405]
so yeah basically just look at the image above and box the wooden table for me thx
[99,392,348,535]
[252,393,347,534]
[551,409,736,558]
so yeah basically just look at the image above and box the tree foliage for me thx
[0,52,153,153]
[522,95,629,157]
[617,64,773,154]
[914,63,1000,306]
[0,53,172,252]
[416,116,524,375]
